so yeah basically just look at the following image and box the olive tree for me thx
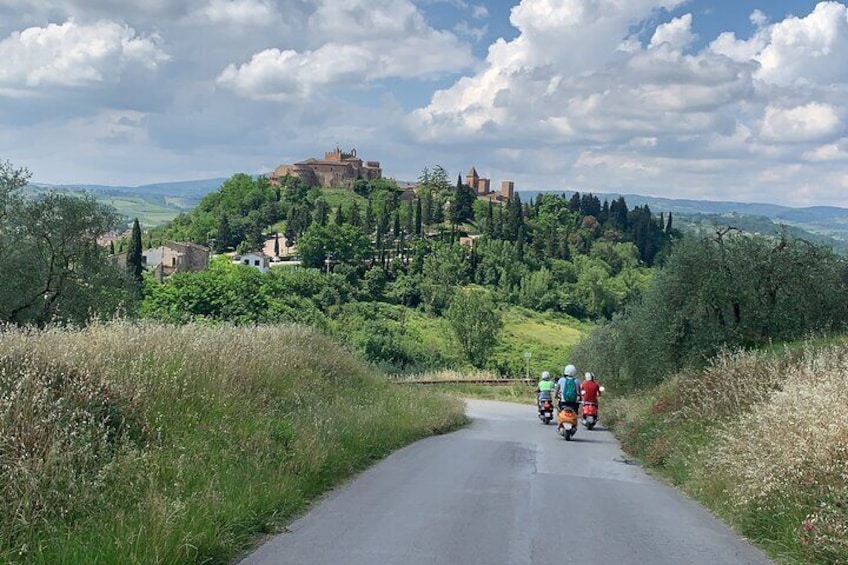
[0,161,132,325]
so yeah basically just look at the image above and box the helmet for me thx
[541,371,551,380]
[564,364,577,377]
[584,372,594,381]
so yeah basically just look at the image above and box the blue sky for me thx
[1,1,846,207]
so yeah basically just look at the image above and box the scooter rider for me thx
[580,372,601,404]
[555,364,581,414]
[580,372,601,425]
[535,371,554,404]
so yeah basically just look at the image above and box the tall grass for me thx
[0,321,465,563]
[605,342,848,564]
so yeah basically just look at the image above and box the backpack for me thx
[560,377,579,403]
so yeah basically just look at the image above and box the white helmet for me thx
[584,372,594,381]
[541,371,551,380]
[564,364,577,377]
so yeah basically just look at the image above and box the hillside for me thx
[27,178,227,227]
[521,189,848,252]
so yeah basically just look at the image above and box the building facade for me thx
[269,147,382,189]
[466,167,515,202]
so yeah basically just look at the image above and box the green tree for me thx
[216,214,232,252]
[446,290,503,368]
[415,198,423,236]
[297,224,372,270]
[127,218,144,285]
[0,186,130,326]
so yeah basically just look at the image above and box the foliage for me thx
[445,290,503,368]
[297,223,372,271]
[0,163,132,326]
[141,258,332,327]
[572,232,848,389]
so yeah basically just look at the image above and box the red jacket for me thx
[581,380,601,403]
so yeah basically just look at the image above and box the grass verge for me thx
[0,321,466,564]
[604,342,848,564]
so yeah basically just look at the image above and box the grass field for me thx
[492,307,591,377]
[0,322,465,563]
[320,188,368,210]
[101,195,193,227]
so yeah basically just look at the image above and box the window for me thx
[254,260,260,266]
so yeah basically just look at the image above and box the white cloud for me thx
[803,139,848,161]
[196,0,278,26]
[761,103,842,143]
[471,4,489,19]
[710,2,848,86]
[218,0,473,100]
[0,19,168,92]
[649,13,696,51]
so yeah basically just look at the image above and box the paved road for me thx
[240,399,772,565]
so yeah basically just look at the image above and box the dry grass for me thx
[605,342,848,564]
[0,321,466,563]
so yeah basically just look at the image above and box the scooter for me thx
[557,406,578,440]
[581,401,598,430]
[537,397,554,424]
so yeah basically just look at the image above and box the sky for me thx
[1,1,847,207]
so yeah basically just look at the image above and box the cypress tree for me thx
[274,232,280,257]
[348,201,362,228]
[666,211,673,232]
[334,205,344,226]
[127,218,143,285]
[414,198,422,237]
[365,200,375,235]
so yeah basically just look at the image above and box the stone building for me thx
[269,147,382,188]
[466,167,514,202]
[466,167,490,195]
[110,241,209,282]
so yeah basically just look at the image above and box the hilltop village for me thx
[269,147,515,203]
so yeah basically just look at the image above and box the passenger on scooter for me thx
[536,371,554,404]
[555,364,581,414]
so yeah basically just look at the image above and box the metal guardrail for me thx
[393,379,536,386]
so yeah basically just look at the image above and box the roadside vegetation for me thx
[0,322,465,563]
[602,344,848,564]
[572,229,848,564]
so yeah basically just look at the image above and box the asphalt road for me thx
[239,399,773,565]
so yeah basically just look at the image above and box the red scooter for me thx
[537,398,554,424]
[581,402,598,430]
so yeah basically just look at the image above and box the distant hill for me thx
[27,178,227,228]
[519,189,848,252]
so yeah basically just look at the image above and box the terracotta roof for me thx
[468,166,478,177]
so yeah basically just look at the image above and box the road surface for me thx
[240,399,772,565]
